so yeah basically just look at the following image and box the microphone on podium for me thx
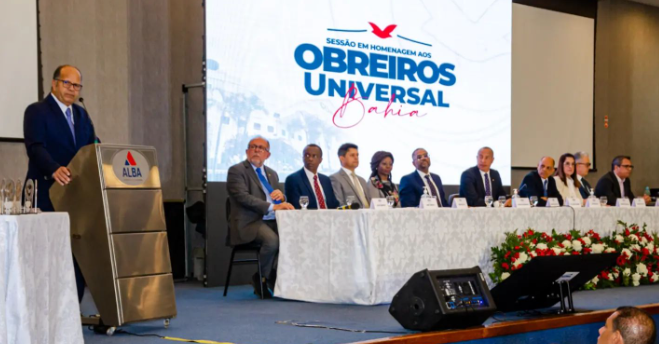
[78,97,99,144]
[337,203,361,210]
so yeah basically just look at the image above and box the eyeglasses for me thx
[55,79,83,91]
[248,145,269,152]
[577,162,591,167]
[619,164,634,169]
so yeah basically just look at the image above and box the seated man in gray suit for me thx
[227,136,294,298]
[330,143,371,208]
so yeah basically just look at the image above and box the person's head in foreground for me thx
[598,306,656,344]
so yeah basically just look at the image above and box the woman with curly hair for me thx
[366,151,400,207]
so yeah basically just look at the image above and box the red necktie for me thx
[313,175,326,209]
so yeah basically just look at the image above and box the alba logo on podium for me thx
[112,149,150,186]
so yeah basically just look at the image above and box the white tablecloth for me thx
[275,207,659,305]
[0,214,83,344]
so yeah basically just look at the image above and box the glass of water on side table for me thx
[530,196,538,207]
[484,196,494,208]
[299,196,309,210]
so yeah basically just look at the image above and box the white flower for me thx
[591,244,605,254]
[529,242,536,248]
[572,240,583,252]
[640,237,648,245]
[630,244,641,252]
[633,280,640,287]
[605,248,617,253]
[513,252,529,268]
[608,273,614,281]
[632,273,641,286]
[536,243,548,250]
[637,263,648,277]
[629,234,639,242]
[582,237,592,246]
[562,240,572,249]
[615,235,624,243]
[647,243,655,254]
[591,276,599,285]
[613,272,620,279]
[530,251,537,257]
[623,268,631,276]
[652,275,659,283]
[622,248,633,258]
[552,247,563,255]
[501,272,511,281]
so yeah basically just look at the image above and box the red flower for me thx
[583,248,592,254]
[617,255,627,266]
[505,251,511,259]
[566,234,572,240]
[532,239,538,244]
[514,246,520,250]
[572,251,580,255]
[514,252,520,259]
[502,263,510,270]
[558,243,564,248]
[625,229,631,236]
[643,248,650,256]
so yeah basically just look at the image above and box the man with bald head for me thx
[518,156,563,206]
[227,136,294,298]
[598,306,656,344]
[23,65,99,302]
[459,147,509,207]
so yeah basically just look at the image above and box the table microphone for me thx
[337,203,361,210]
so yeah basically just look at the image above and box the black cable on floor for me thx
[275,320,409,334]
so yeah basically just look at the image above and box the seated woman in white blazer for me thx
[553,153,584,205]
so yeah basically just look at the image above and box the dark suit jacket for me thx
[399,171,447,208]
[285,168,339,209]
[459,166,507,207]
[23,94,97,211]
[578,176,594,199]
[518,171,563,206]
[226,160,283,246]
[595,171,635,205]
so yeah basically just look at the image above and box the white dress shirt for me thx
[51,93,74,124]
[615,173,626,198]
[304,167,326,207]
[417,170,442,206]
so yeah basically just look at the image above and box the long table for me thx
[0,213,83,344]
[275,207,659,305]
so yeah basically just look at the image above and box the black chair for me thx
[223,198,264,299]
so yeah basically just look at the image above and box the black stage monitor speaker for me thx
[389,267,496,331]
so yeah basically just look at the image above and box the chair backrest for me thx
[225,197,231,246]
[447,193,458,207]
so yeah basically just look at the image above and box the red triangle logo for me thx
[126,151,137,166]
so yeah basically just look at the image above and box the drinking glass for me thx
[299,196,309,210]
[498,196,507,208]
[530,196,538,207]
[346,196,355,207]
[600,196,608,206]
[484,196,494,208]
[386,196,395,208]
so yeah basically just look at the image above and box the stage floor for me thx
[81,282,659,344]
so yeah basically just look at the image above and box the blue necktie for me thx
[65,108,76,145]
[484,173,491,196]
[543,179,548,197]
[255,167,281,204]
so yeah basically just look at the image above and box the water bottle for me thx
[512,188,519,199]
[644,186,651,197]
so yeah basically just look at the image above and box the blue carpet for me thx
[81,282,659,344]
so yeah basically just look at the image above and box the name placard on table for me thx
[451,197,468,209]
[586,197,601,208]
[616,198,631,208]
[546,197,560,207]
[565,197,582,208]
[419,197,439,209]
[370,198,389,210]
[513,197,531,208]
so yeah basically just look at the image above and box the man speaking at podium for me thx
[23,65,98,302]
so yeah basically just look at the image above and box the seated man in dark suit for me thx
[519,156,563,206]
[459,147,509,207]
[227,137,295,298]
[399,148,447,207]
[574,151,594,198]
[595,155,650,206]
[23,65,98,303]
[285,144,339,209]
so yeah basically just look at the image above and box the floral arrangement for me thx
[584,221,659,289]
[490,228,609,284]
[490,221,659,289]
